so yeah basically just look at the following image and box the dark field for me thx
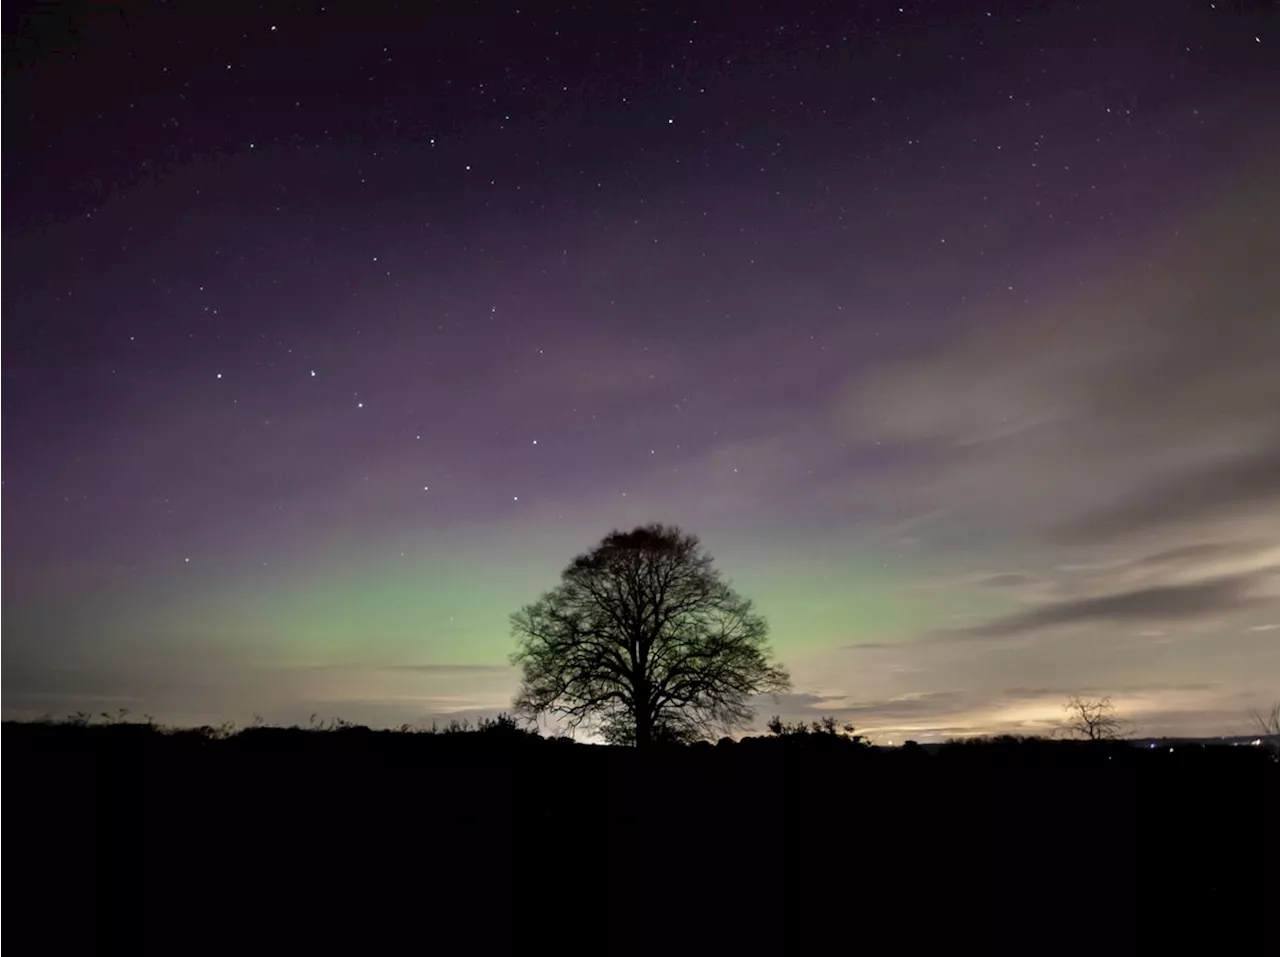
[6,720,1276,954]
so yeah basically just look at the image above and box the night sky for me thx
[5,1,1278,739]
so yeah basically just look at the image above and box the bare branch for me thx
[1250,700,1280,754]
[1061,695,1129,742]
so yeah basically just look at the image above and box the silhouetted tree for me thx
[1061,695,1128,741]
[1251,700,1280,753]
[510,523,790,747]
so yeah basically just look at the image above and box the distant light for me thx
[513,495,519,501]
[357,402,364,408]
[310,370,316,377]
[532,439,538,445]
[216,373,223,379]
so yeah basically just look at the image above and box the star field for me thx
[4,1,1278,737]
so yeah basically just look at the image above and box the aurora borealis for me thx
[4,1,1278,739]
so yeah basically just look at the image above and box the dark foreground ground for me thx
[5,720,1277,955]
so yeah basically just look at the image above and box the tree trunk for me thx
[634,709,651,748]
[633,680,652,747]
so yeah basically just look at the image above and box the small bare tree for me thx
[1250,700,1280,753]
[1061,695,1128,741]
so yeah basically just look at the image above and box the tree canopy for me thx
[511,524,790,746]
[1061,695,1128,741]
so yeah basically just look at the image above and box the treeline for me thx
[7,709,1277,761]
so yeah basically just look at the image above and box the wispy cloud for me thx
[973,573,1039,588]
[950,572,1270,640]
[1057,442,1280,544]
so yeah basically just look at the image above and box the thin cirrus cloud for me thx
[947,571,1271,641]
[972,573,1040,589]
[1055,441,1280,545]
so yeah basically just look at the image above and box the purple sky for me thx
[4,1,1278,739]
